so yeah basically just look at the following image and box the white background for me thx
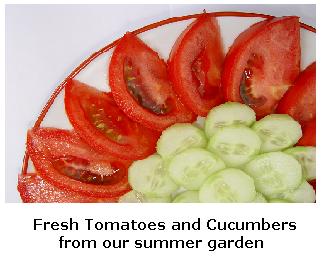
[3,3,322,257]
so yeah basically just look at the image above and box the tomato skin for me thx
[27,128,132,198]
[297,119,316,146]
[168,14,225,116]
[222,16,300,118]
[18,174,118,203]
[276,62,316,123]
[109,32,196,131]
[65,79,159,160]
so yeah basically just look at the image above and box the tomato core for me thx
[52,155,126,185]
[191,48,221,100]
[240,69,267,107]
[82,101,126,144]
[123,58,171,115]
[240,54,267,107]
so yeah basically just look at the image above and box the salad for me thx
[18,12,316,203]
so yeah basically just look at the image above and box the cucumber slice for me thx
[118,190,171,203]
[269,199,291,203]
[252,192,267,203]
[244,152,302,198]
[199,168,256,203]
[205,102,256,138]
[128,154,178,197]
[252,114,302,153]
[207,125,261,167]
[270,181,316,203]
[172,191,200,203]
[284,146,316,180]
[157,123,207,160]
[168,148,225,190]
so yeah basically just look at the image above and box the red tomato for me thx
[222,16,300,118]
[168,14,225,116]
[309,179,316,191]
[27,128,131,198]
[65,79,159,160]
[297,118,316,146]
[109,32,196,131]
[276,62,316,123]
[18,174,118,203]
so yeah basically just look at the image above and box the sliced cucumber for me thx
[269,199,291,203]
[118,190,171,203]
[157,123,207,160]
[172,191,200,203]
[252,192,267,203]
[244,152,302,198]
[168,148,225,190]
[270,181,315,203]
[128,154,178,197]
[205,102,256,138]
[118,191,143,203]
[199,168,256,203]
[283,181,316,203]
[207,125,261,167]
[284,146,316,180]
[252,114,302,153]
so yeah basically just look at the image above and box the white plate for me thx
[16,14,317,202]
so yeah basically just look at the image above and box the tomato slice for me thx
[18,174,118,203]
[222,16,300,118]
[27,128,132,198]
[169,14,225,116]
[109,32,196,131]
[277,62,316,123]
[65,79,159,159]
[297,118,316,146]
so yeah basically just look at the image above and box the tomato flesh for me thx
[52,155,126,185]
[277,62,316,123]
[240,54,267,107]
[27,128,131,198]
[297,119,316,146]
[18,174,118,203]
[222,16,300,118]
[123,57,172,115]
[192,48,220,99]
[109,32,196,131]
[83,99,128,144]
[65,79,159,159]
[309,179,316,191]
[169,14,224,116]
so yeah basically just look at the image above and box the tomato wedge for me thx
[27,128,131,198]
[65,79,159,160]
[297,118,316,146]
[18,174,118,203]
[109,32,196,131]
[169,14,225,116]
[277,62,316,123]
[222,16,300,118]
